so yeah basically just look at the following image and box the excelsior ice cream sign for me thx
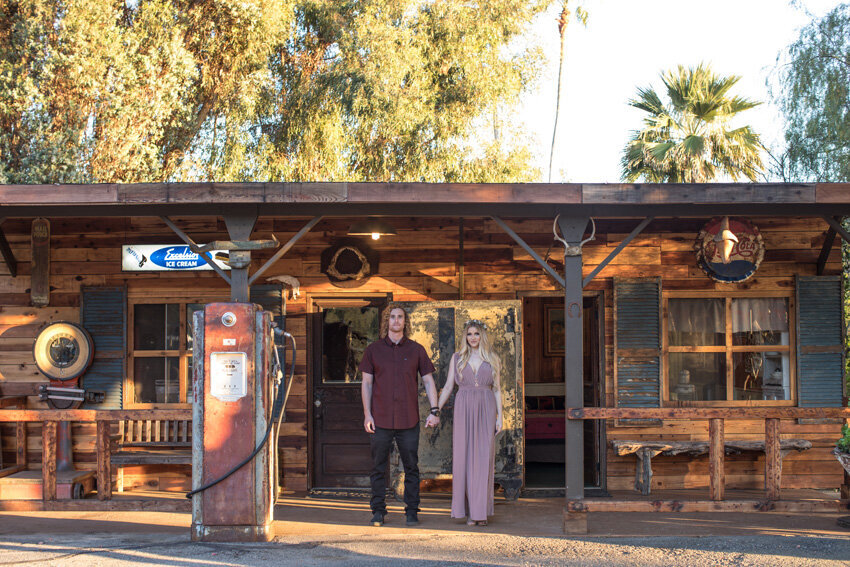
[122,245,230,272]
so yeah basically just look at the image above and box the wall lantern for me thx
[347,218,397,240]
[714,216,739,264]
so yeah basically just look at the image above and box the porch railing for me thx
[0,409,192,502]
[567,407,850,501]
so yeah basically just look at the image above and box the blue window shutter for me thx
[796,276,845,407]
[251,284,284,328]
[80,286,126,409]
[614,278,662,425]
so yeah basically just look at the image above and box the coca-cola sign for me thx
[694,217,764,283]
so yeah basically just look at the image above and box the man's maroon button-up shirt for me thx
[359,335,436,430]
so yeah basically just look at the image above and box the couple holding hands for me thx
[360,305,503,528]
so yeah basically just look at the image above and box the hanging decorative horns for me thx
[714,216,739,264]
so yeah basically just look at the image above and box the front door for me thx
[309,295,389,489]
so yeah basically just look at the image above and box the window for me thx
[129,301,204,406]
[663,293,794,405]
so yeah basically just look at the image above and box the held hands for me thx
[425,414,440,428]
[364,414,375,433]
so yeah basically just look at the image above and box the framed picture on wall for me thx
[544,305,565,356]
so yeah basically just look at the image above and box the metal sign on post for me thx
[122,245,231,272]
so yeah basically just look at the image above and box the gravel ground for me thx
[0,532,848,566]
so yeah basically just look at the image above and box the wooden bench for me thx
[110,419,192,493]
[612,439,812,495]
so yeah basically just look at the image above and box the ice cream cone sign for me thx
[714,216,738,264]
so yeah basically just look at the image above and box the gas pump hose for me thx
[185,330,295,499]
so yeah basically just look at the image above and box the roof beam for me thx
[491,216,565,288]
[582,217,654,288]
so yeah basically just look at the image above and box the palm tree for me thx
[621,64,764,183]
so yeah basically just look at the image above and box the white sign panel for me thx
[122,245,231,272]
[210,352,248,402]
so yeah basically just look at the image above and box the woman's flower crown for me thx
[463,318,487,330]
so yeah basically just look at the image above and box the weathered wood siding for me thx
[0,215,843,493]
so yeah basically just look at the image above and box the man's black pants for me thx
[369,424,419,515]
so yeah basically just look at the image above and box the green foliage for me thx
[838,424,850,453]
[0,0,549,183]
[621,64,764,183]
[771,3,850,182]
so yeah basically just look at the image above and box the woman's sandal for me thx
[467,519,488,526]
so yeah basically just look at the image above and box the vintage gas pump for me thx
[189,301,290,541]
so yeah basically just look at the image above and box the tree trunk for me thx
[548,4,571,183]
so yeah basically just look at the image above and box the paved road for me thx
[0,531,848,566]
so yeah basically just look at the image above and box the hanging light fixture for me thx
[347,217,397,240]
[714,216,738,264]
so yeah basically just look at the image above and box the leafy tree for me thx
[621,64,764,183]
[771,3,850,182]
[0,0,549,184]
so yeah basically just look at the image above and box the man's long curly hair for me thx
[379,304,411,339]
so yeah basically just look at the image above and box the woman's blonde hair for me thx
[379,304,411,339]
[455,319,500,381]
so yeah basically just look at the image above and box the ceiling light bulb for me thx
[371,232,380,240]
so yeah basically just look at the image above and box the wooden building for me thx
[0,183,848,529]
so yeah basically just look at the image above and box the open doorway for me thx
[521,293,605,492]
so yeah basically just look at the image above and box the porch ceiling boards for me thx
[0,182,848,217]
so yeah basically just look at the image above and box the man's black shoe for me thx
[370,511,385,527]
[405,512,419,526]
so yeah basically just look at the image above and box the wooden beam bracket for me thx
[491,216,565,288]
[160,216,232,286]
[817,226,837,276]
[823,215,850,245]
[0,218,17,277]
[248,216,322,285]
[582,217,654,287]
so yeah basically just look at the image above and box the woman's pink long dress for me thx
[450,353,497,522]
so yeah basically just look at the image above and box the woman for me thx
[436,319,503,526]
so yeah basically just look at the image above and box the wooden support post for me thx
[841,470,850,500]
[96,420,112,501]
[16,422,26,467]
[709,418,725,501]
[42,421,57,501]
[558,215,589,535]
[563,511,588,535]
[765,418,781,501]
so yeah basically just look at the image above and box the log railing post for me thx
[709,418,725,501]
[16,422,26,467]
[41,420,57,501]
[765,417,781,501]
[96,419,112,500]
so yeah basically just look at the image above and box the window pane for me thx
[668,299,724,346]
[668,352,727,401]
[321,306,381,384]
[134,304,180,350]
[732,298,789,346]
[165,304,179,350]
[733,351,790,400]
[186,303,204,351]
[134,304,166,350]
[134,357,180,403]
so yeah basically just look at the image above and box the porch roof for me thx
[1,182,848,218]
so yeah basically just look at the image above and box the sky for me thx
[519,0,843,183]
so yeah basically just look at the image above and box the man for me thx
[360,305,441,527]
